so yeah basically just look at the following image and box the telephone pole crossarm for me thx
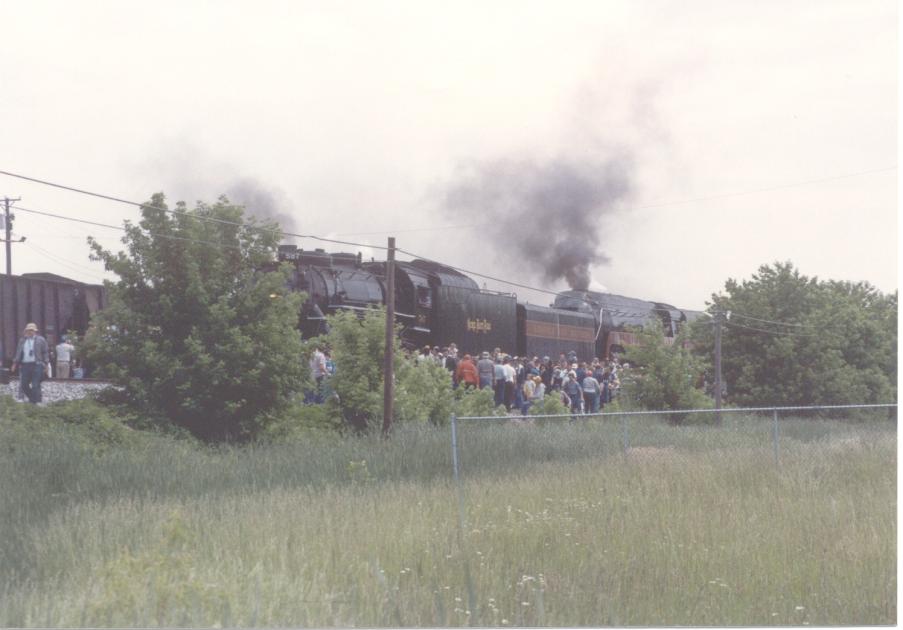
[3,197,22,276]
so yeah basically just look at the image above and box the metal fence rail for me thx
[449,402,896,490]
[453,402,898,422]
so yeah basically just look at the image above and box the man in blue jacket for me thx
[12,322,49,404]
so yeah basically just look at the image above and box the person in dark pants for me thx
[563,370,584,417]
[11,323,49,404]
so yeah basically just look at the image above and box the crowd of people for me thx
[416,344,624,415]
[308,339,625,416]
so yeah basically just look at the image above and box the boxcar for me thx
[0,272,106,365]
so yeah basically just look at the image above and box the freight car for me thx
[0,272,106,367]
[276,245,691,360]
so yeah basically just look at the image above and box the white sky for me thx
[0,0,897,310]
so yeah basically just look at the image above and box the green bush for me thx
[0,396,146,453]
[453,386,506,418]
[259,398,345,442]
[323,308,399,431]
[396,360,455,425]
[528,394,570,417]
[622,325,712,424]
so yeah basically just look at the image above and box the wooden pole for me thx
[3,197,21,276]
[382,237,396,437]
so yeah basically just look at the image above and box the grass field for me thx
[0,406,895,626]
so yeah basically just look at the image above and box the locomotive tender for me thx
[277,244,693,360]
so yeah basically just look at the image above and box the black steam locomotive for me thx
[277,244,698,360]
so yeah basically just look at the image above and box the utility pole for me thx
[382,236,396,437]
[714,309,723,425]
[2,197,23,276]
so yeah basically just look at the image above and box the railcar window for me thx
[416,286,432,308]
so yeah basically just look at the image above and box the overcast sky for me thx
[1,0,897,310]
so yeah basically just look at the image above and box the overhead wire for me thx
[9,200,860,342]
[722,320,821,338]
[24,241,109,282]
[727,311,816,328]
[12,205,270,253]
[3,166,894,323]
[8,202,726,321]
[8,202,863,337]
[293,166,898,237]
[0,168,390,251]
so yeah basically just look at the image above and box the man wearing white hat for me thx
[12,323,49,403]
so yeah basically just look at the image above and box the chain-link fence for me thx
[450,403,896,476]
[442,403,896,625]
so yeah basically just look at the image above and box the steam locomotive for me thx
[277,244,701,360]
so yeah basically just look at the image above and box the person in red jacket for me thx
[455,354,479,389]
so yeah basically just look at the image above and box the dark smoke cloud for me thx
[224,177,298,239]
[444,156,632,290]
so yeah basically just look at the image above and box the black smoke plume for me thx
[444,156,632,290]
[224,177,297,239]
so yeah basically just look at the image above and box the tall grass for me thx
[0,407,895,626]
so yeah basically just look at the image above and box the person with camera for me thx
[11,323,49,404]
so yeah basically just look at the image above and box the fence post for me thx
[620,414,629,454]
[449,413,477,623]
[451,413,461,485]
[772,409,779,465]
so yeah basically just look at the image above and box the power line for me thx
[0,168,391,251]
[18,200,847,343]
[1,165,896,314]
[14,201,710,318]
[12,205,269,253]
[722,320,821,338]
[25,241,108,282]
[626,165,897,211]
[311,165,898,236]
[332,223,486,237]
[0,164,895,245]
[728,311,816,328]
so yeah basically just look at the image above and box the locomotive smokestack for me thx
[444,156,632,290]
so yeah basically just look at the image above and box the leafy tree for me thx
[321,308,401,431]
[621,325,711,422]
[396,360,455,425]
[83,194,307,441]
[691,261,897,407]
[319,307,483,431]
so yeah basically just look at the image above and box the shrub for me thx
[323,308,398,431]
[453,386,506,418]
[528,394,570,417]
[395,360,455,425]
[622,325,712,424]
[259,398,345,442]
[0,396,145,453]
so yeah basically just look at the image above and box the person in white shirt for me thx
[56,335,76,379]
[308,346,328,403]
[501,357,517,410]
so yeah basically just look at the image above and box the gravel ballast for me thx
[3,379,114,404]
